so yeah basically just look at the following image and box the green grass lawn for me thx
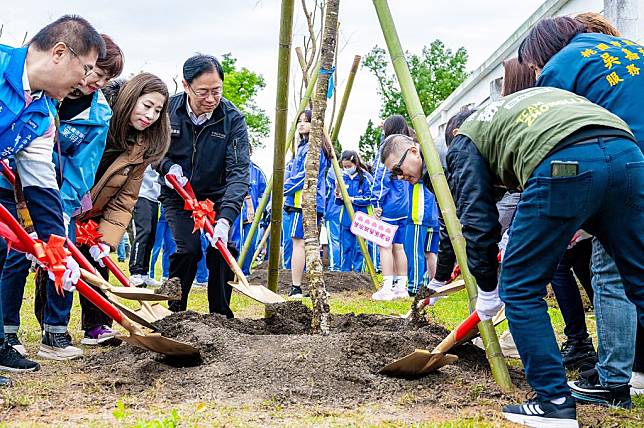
[1,261,641,427]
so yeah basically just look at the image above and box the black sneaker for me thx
[37,332,83,361]
[561,337,597,372]
[568,368,632,408]
[502,395,577,428]
[0,343,40,373]
[4,333,27,357]
[288,285,303,299]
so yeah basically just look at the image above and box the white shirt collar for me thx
[186,98,213,125]
[22,63,44,101]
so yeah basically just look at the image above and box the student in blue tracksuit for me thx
[404,182,439,295]
[149,205,176,281]
[282,109,331,298]
[281,158,294,269]
[324,165,342,271]
[0,16,105,381]
[371,115,410,301]
[236,154,267,275]
[335,151,374,272]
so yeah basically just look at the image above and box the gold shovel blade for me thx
[419,352,459,374]
[110,300,158,330]
[118,333,200,357]
[380,349,459,378]
[228,281,285,304]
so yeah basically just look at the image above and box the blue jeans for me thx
[149,206,175,279]
[592,239,637,387]
[500,137,644,401]
[117,234,129,261]
[0,191,73,335]
[195,233,209,283]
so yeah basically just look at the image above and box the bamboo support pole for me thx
[372,0,513,392]
[238,62,320,270]
[267,0,296,293]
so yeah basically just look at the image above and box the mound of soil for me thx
[88,302,525,407]
[247,268,373,293]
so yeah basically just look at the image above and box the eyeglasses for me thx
[65,44,94,77]
[189,84,223,99]
[389,148,411,180]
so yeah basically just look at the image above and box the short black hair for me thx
[445,108,476,147]
[30,15,105,57]
[518,16,586,69]
[183,54,224,83]
[380,134,414,164]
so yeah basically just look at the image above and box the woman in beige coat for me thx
[78,73,170,344]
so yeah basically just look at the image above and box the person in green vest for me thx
[379,86,644,428]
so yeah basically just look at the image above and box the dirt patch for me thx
[87,302,527,408]
[247,268,374,293]
[156,277,182,300]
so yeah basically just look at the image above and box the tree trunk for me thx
[304,0,339,335]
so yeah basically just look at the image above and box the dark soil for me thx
[156,277,182,301]
[87,302,527,407]
[247,268,374,293]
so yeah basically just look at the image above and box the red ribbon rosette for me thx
[75,220,102,247]
[35,234,71,295]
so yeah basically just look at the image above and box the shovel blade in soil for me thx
[380,349,459,378]
[228,281,285,304]
[118,333,200,357]
[108,287,175,302]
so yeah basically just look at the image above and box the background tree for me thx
[358,40,468,159]
[221,54,271,148]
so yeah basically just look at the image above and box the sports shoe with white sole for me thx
[129,274,145,287]
[372,284,395,301]
[502,395,578,428]
[37,332,83,361]
[568,368,632,408]
[81,325,122,346]
[4,333,27,357]
[143,275,159,287]
[631,371,644,396]
[390,281,410,299]
[0,343,40,373]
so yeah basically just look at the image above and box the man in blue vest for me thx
[0,15,104,386]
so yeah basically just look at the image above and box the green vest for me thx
[458,87,632,188]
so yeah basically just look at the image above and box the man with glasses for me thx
[0,15,104,386]
[157,54,250,317]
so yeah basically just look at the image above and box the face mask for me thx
[344,166,357,175]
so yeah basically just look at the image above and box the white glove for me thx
[208,218,230,246]
[25,232,44,268]
[427,278,446,291]
[63,213,71,236]
[48,256,79,292]
[164,164,188,188]
[476,287,504,321]
[89,243,110,267]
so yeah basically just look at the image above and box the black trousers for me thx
[129,197,159,276]
[164,199,235,317]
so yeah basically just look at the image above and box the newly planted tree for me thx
[304,0,340,334]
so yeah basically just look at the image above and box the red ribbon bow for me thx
[76,220,102,247]
[185,199,215,233]
[35,235,71,295]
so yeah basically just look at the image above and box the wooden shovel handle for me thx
[433,311,480,354]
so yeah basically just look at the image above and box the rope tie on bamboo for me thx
[319,66,336,99]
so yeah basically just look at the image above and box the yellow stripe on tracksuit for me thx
[294,189,303,209]
[411,183,424,225]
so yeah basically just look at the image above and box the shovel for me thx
[69,227,173,323]
[166,174,285,305]
[380,311,481,378]
[0,203,199,357]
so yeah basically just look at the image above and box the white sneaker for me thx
[143,275,159,287]
[631,371,644,396]
[372,285,395,301]
[129,274,145,287]
[391,281,410,299]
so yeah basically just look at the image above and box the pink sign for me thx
[350,211,397,248]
